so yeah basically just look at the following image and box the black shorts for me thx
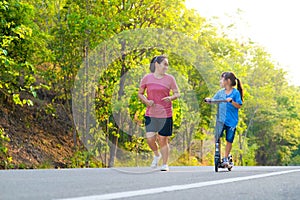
[144,116,173,137]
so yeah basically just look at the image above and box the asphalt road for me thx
[0,166,299,200]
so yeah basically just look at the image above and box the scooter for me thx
[204,98,233,172]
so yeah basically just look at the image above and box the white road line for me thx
[55,169,300,200]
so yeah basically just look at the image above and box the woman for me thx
[138,55,180,171]
[205,72,244,166]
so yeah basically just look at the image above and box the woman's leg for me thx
[146,132,159,157]
[158,135,169,165]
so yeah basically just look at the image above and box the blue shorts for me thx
[220,125,236,143]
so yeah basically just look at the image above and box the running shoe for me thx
[150,154,161,168]
[222,157,229,167]
[228,155,234,166]
[160,164,169,171]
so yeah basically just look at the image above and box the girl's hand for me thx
[146,100,154,107]
[161,96,172,102]
[204,98,212,103]
[226,97,233,102]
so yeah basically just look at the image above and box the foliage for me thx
[68,150,103,168]
[171,152,199,166]
[0,0,299,168]
[0,128,12,169]
[0,0,46,106]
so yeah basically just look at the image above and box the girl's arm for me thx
[205,90,221,104]
[226,98,242,109]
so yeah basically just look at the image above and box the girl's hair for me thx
[150,55,167,73]
[222,72,244,102]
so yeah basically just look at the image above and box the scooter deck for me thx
[216,161,233,171]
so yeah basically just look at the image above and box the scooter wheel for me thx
[214,159,219,172]
[228,166,232,171]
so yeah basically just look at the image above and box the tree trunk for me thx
[239,133,243,166]
[108,40,127,167]
[104,119,109,167]
[199,140,204,163]
[182,124,186,152]
[82,37,90,148]
[109,132,118,167]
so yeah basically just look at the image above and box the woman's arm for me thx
[161,90,180,102]
[138,87,154,107]
[169,87,180,101]
[161,79,180,102]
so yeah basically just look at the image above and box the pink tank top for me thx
[140,73,178,118]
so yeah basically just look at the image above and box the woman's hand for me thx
[146,100,155,107]
[161,96,172,102]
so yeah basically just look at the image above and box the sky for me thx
[186,0,300,86]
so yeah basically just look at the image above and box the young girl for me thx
[205,72,244,166]
[138,55,180,171]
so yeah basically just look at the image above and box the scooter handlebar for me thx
[204,99,228,104]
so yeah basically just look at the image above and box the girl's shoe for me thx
[228,155,234,166]
[222,157,229,167]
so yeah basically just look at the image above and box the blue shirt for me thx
[213,89,226,123]
[213,88,242,127]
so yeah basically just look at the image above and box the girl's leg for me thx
[146,132,159,157]
[225,126,235,158]
[158,135,169,165]
[225,142,232,158]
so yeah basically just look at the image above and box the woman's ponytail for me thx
[150,57,157,73]
[149,55,168,73]
[236,78,244,102]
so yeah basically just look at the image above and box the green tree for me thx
[0,0,44,106]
